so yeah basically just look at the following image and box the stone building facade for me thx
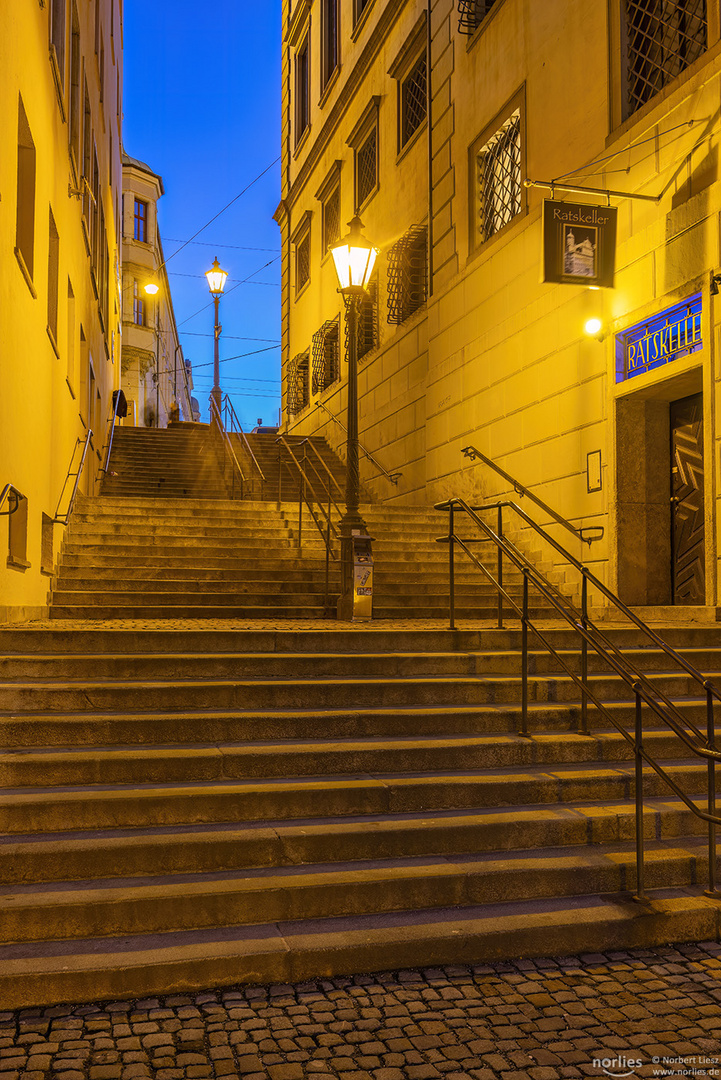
[121,154,193,428]
[276,0,721,610]
[0,0,122,620]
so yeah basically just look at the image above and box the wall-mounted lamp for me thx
[584,317,604,341]
[144,281,159,296]
[710,274,721,296]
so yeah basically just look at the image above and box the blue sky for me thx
[122,1,282,428]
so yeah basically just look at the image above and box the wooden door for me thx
[671,393,705,604]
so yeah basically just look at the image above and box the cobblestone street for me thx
[2,944,721,1080]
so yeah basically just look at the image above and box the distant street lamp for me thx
[330,214,378,618]
[205,256,228,418]
[144,280,161,426]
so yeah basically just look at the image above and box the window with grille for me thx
[295,33,310,143]
[624,0,707,118]
[474,110,522,246]
[401,53,427,147]
[387,226,427,325]
[322,0,339,91]
[323,183,341,254]
[356,126,377,207]
[287,351,310,415]
[296,229,311,293]
[134,198,147,242]
[345,275,379,361]
[457,0,498,34]
[312,318,340,393]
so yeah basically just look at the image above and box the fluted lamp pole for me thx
[330,214,379,619]
[205,257,228,420]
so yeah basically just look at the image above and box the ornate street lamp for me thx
[205,256,228,418]
[330,214,379,619]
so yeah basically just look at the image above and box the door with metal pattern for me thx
[671,393,705,604]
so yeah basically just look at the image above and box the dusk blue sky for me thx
[123,1,282,429]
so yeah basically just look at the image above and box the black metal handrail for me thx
[54,430,93,524]
[435,496,720,901]
[277,434,340,614]
[222,394,267,490]
[0,484,25,517]
[461,444,603,545]
[316,401,402,485]
[209,394,246,499]
[98,390,122,479]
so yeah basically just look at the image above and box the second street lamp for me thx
[330,214,379,619]
[205,256,228,419]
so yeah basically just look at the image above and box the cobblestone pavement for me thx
[2,945,721,1080]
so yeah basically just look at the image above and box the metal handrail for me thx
[0,484,25,517]
[209,394,246,498]
[435,496,720,900]
[222,394,267,487]
[55,430,93,524]
[98,390,122,478]
[315,401,402,485]
[277,434,340,614]
[461,444,603,545]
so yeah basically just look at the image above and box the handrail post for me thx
[325,485,331,615]
[449,502,455,632]
[520,570,529,737]
[497,505,504,630]
[278,445,282,505]
[706,687,719,896]
[580,574,589,735]
[634,688,647,901]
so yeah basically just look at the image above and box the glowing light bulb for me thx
[585,317,602,337]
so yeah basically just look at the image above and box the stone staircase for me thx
[1,622,720,1009]
[101,424,231,499]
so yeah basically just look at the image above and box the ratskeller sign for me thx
[542,199,617,288]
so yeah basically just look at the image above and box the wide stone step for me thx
[49,603,333,619]
[0,840,709,947]
[65,524,295,540]
[49,590,334,609]
[0,762,707,832]
[1,796,707,883]
[52,578,339,595]
[1,888,718,1010]
[57,553,333,571]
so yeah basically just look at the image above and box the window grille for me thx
[345,275,379,361]
[323,184,341,253]
[356,126,377,207]
[312,318,340,393]
[401,53,427,146]
[296,230,310,292]
[387,225,427,325]
[296,35,310,142]
[625,0,707,117]
[476,111,521,245]
[457,0,497,34]
[287,351,310,415]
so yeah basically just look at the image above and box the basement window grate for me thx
[387,225,427,325]
[625,0,707,117]
[312,317,341,393]
[457,0,498,34]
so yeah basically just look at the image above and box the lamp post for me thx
[330,214,378,619]
[205,257,228,420]
[144,281,160,427]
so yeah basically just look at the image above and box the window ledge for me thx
[319,65,341,109]
[397,119,427,165]
[295,278,311,302]
[293,125,311,159]
[7,555,31,573]
[351,0,376,42]
[47,325,60,358]
[465,0,510,53]
[49,45,67,121]
[14,248,37,299]
[66,377,76,399]
[358,182,379,214]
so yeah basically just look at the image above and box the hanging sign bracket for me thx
[525,178,661,204]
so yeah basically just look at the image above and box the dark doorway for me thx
[671,392,705,604]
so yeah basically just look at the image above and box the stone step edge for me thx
[1,892,717,1010]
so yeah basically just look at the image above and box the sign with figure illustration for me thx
[542,200,617,287]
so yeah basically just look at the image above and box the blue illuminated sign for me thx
[616,294,702,382]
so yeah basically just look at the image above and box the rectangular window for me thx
[312,317,340,394]
[356,126,378,207]
[354,0,373,25]
[69,2,81,170]
[322,182,341,254]
[133,198,147,242]
[133,280,145,325]
[400,52,427,147]
[296,229,311,294]
[624,0,707,118]
[473,109,522,248]
[458,0,498,34]
[322,0,339,91]
[47,208,60,348]
[67,279,76,389]
[15,98,37,285]
[387,225,427,325]
[295,33,310,144]
[82,82,92,227]
[287,351,310,415]
[50,0,67,89]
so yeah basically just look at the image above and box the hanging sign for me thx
[542,200,617,288]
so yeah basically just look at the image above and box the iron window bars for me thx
[356,126,377,207]
[476,110,521,245]
[401,52,427,146]
[344,276,379,362]
[296,230,310,293]
[387,225,427,325]
[457,0,498,34]
[625,0,707,117]
[323,184,341,254]
[312,317,341,393]
[287,350,310,415]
